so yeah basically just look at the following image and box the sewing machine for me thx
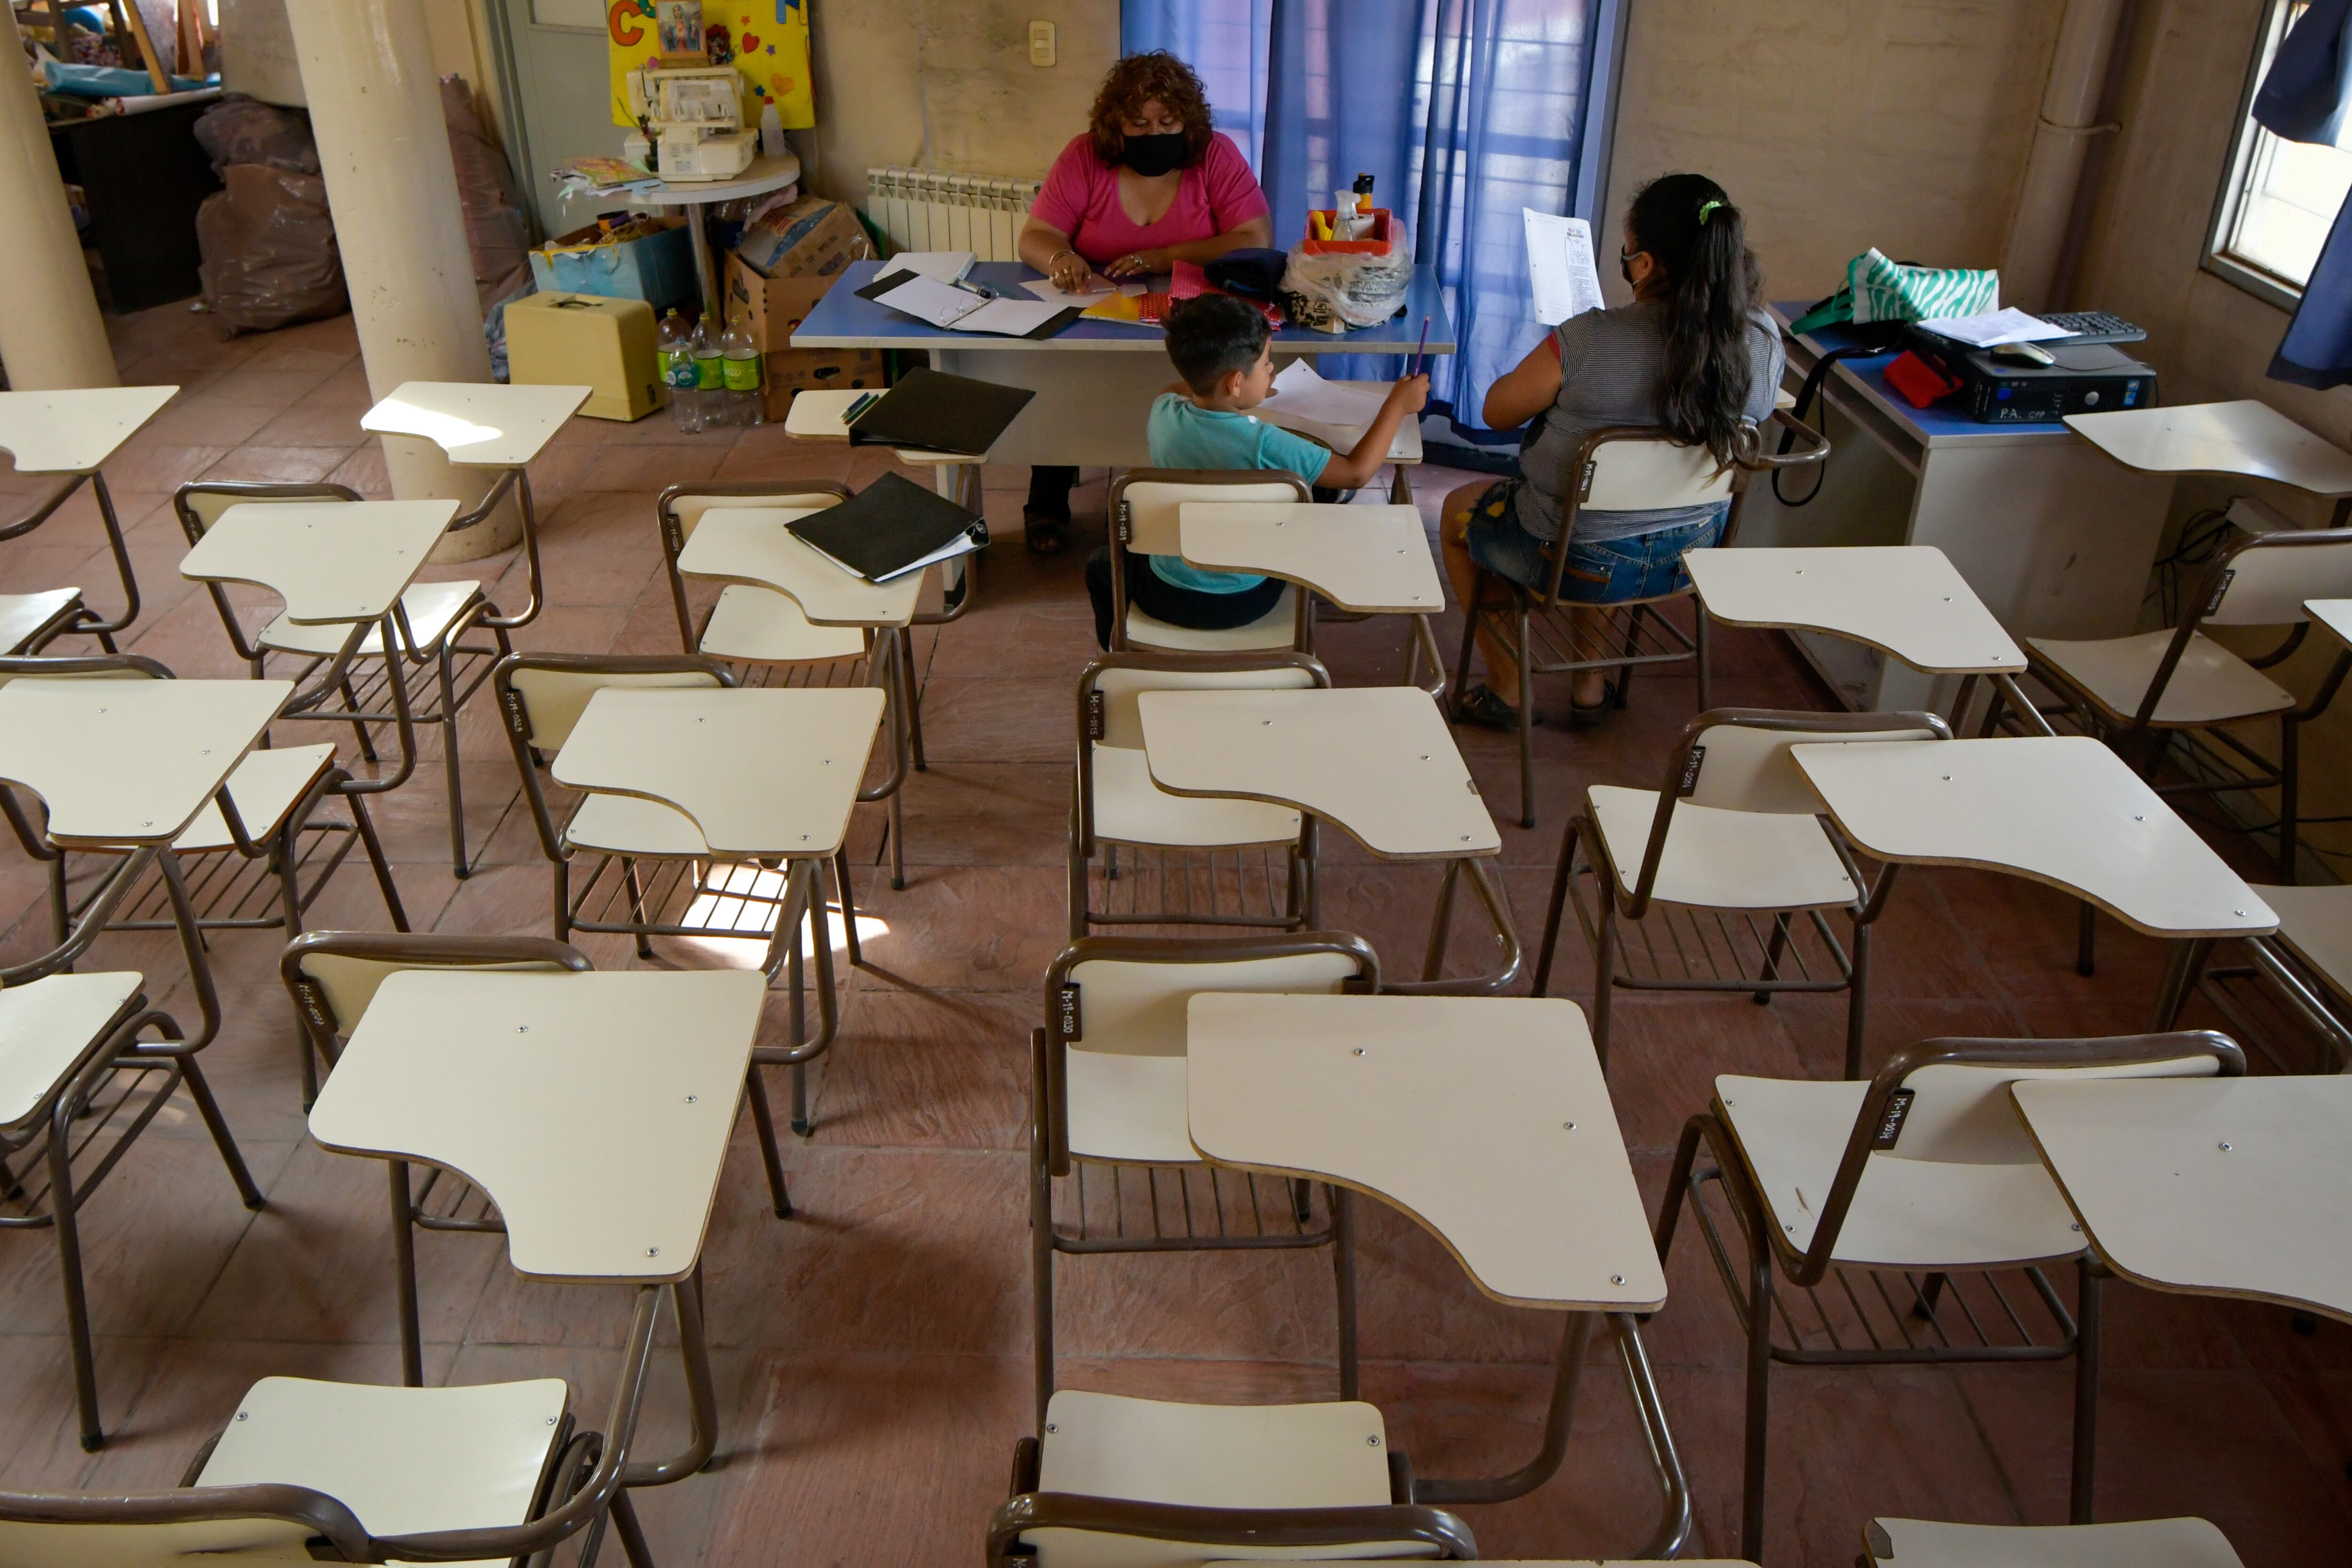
[625,64,757,183]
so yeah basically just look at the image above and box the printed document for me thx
[1523,208,1604,326]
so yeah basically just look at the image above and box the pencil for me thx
[1411,315,1429,376]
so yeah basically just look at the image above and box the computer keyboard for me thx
[2032,310,2147,345]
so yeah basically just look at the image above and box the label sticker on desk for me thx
[1086,690,1104,741]
[1872,1088,1915,1149]
[1056,982,1082,1042]
[2204,568,2235,618]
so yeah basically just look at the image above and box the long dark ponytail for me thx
[1627,173,1762,468]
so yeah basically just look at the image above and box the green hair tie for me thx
[1697,199,1724,225]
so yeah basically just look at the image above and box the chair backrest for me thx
[1086,659,1323,752]
[2204,526,2352,627]
[174,481,362,541]
[1577,430,1740,511]
[657,483,850,553]
[499,659,728,752]
[283,932,593,1042]
[1113,471,1313,558]
[1878,1039,2233,1167]
[1678,712,1947,815]
[1052,931,1376,1063]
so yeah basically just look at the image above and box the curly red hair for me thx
[1087,51,1216,168]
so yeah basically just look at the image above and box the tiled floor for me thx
[2,300,2349,1566]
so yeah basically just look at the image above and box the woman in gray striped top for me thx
[1441,173,1784,731]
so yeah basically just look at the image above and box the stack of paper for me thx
[551,155,661,198]
[1255,362,1390,449]
[1021,277,1147,302]
[873,251,977,287]
[1913,308,2072,348]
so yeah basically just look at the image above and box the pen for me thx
[845,392,880,423]
[1411,315,1429,376]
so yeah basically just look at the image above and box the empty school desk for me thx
[2066,399,2352,524]
[2013,1074,2352,1326]
[1177,500,1446,689]
[1736,304,2172,716]
[790,260,1455,468]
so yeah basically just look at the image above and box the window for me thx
[2208,0,2352,307]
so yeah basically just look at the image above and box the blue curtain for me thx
[1122,0,1608,443]
[2259,0,2352,389]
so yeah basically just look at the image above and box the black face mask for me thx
[1619,248,1637,286]
[1120,133,1187,177]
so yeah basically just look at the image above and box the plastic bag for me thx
[440,74,531,298]
[1788,249,1999,334]
[193,95,319,175]
[197,164,349,334]
[1278,246,1412,334]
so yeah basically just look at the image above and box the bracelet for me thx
[1047,248,1079,269]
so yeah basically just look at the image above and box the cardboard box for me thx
[724,252,832,353]
[505,291,664,422]
[759,347,884,421]
[528,217,695,310]
[732,195,873,280]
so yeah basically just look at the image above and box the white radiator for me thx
[864,167,1042,262]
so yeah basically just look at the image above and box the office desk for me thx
[1735,305,2172,716]
[792,260,1456,467]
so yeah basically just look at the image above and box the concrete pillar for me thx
[285,0,512,557]
[0,10,118,390]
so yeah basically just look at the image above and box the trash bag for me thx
[1279,246,1411,334]
[193,94,319,175]
[196,164,349,334]
[441,74,532,300]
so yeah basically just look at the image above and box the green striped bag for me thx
[1788,249,2000,334]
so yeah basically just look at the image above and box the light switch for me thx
[1029,20,1057,67]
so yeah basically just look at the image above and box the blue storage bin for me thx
[528,219,695,311]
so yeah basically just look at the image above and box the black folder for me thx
[845,366,1036,457]
[786,471,990,583]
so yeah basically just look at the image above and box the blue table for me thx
[1733,302,2172,718]
[791,260,1456,467]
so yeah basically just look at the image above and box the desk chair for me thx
[2019,522,2352,883]
[1863,1516,2245,1568]
[0,385,174,655]
[1107,471,1315,654]
[1657,1030,2244,1561]
[1031,934,1379,1428]
[1454,415,1828,829]
[1071,652,1326,937]
[173,479,546,878]
[1,844,262,1449]
[0,469,141,655]
[1534,708,1948,1078]
[0,656,405,1041]
[277,928,788,1359]
[494,653,851,1189]
[656,479,918,888]
[988,1389,1474,1567]
[0,1280,673,1566]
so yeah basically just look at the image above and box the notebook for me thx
[846,367,1034,458]
[855,271,1081,338]
[786,471,990,584]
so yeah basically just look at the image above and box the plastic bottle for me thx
[760,100,785,159]
[691,319,728,427]
[659,309,703,433]
[721,312,764,426]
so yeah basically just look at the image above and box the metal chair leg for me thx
[1740,1243,1774,1563]
[182,1056,263,1210]
[899,626,928,772]
[2077,901,2096,977]
[1593,892,1620,1074]
[2072,1256,2104,1524]
[49,1098,103,1449]
[742,1065,792,1218]
[348,788,409,931]
[1534,817,1582,996]
[438,652,468,877]
[1334,1184,1359,1401]
[1518,603,1537,829]
[390,1160,423,1386]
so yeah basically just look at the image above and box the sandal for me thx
[1568,680,1618,729]
[1024,509,1069,554]
[1451,683,1520,732]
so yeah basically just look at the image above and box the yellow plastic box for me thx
[505,291,663,422]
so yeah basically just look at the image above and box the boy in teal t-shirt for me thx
[1084,294,1427,648]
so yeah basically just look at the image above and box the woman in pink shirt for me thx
[1014,50,1273,551]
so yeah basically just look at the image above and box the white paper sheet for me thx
[1020,276,1147,302]
[872,250,976,287]
[1915,307,2072,348]
[874,275,1069,336]
[1255,362,1394,451]
[1523,208,1604,327]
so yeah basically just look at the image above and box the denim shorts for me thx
[1462,480,1726,602]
